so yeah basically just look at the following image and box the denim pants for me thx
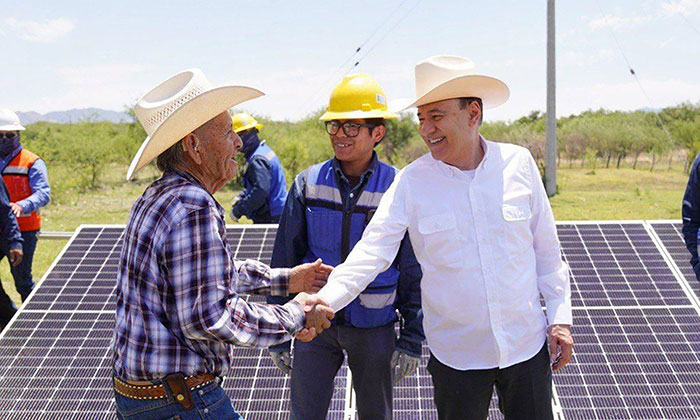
[114,380,244,420]
[290,323,396,420]
[0,230,38,330]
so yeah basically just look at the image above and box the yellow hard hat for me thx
[232,112,263,133]
[319,74,399,121]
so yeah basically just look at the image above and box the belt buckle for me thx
[163,372,194,411]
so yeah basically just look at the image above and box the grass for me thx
[0,161,689,308]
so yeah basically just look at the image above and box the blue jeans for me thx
[10,230,38,300]
[290,323,396,420]
[114,380,244,420]
[0,230,37,330]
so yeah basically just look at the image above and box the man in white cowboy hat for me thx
[267,74,424,420]
[112,68,335,420]
[307,55,573,420]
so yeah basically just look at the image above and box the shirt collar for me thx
[331,151,379,186]
[430,135,490,176]
[169,169,226,214]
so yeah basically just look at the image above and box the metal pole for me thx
[546,0,557,196]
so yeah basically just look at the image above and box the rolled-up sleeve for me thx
[526,153,572,326]
[162,206,304,349]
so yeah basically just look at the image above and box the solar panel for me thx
[0,225,348,420]
[553,222,700,420]
[1,221,700,420]
[649,221,700,300]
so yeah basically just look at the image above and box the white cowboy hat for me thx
[404,55,509,110]
[126,68,263,180]
[0,109,26,131]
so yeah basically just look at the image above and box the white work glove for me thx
[391,349,420,384]
[269,350,292,375]
[230,196,242,222]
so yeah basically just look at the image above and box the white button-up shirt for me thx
[318,139,571,370]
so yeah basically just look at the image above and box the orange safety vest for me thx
[2,149,41,231]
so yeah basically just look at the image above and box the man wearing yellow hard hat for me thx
[230,112,288,223]
[267,74,424,419]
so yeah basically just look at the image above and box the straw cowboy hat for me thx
[404,55,509,109]
[126,68,263,180]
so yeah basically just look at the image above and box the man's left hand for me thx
[289,258,333,293]
[10,203,22,218]
[8,248,22,267]
[547,324,573,371]
[391,349,420,383]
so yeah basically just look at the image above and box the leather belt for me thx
[113,372,216,403]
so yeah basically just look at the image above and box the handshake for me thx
[287,258,335,341]
[292,293,335,342]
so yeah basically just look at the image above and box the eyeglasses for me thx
[325,121,376,137]
[0,132,17,140]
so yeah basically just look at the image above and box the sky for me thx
[2,0,700,123]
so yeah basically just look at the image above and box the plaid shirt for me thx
[112,170,305,381]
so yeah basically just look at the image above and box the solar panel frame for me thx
[2,221,700,420]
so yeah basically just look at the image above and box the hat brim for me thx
[0,125,25,131]
[403,75,509,110]
[234,122,263,133]
[319,110,399,121]
[126,85,263,181]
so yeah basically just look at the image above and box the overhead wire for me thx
[301,0,419,115]
[341,0,424,77]
[594,0,679,152]
[680,13,700,38]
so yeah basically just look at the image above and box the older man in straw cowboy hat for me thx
[112,69,334,420]
[306,55,573,420]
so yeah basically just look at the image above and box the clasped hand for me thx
[292,293,335,342]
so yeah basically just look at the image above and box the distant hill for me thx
[16,108,133,124]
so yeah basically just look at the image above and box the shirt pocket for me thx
[501,200,532,257]
[417,212,461,269]
[306,207,341,255]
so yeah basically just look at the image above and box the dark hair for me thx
[365,118,386,147]
[156,139,186,172]
[458,97,483,124]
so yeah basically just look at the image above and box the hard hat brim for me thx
[234,122,263,133]
[0,124,26,131]
[319,110,399,121]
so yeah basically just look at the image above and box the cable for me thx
[342,0,424,77]
[680,13,700,39]
[301,0,417,115]
[594,0,679,152]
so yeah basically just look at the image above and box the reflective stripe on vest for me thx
[2,149,41,231]
[303,159,400,325]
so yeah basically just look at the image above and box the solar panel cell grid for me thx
[649,222,700,299]
[1,222,700,419]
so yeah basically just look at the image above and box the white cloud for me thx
[4,17,74,42]
[589,14,652,31]
[661,0,700,16]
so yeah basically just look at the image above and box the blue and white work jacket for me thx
[268,154,424,356]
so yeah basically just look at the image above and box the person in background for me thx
[682,153,700,281]
[268,74,424,420]
[230,112,287,223]
[0,178,22,331]
[0,109,50,304]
